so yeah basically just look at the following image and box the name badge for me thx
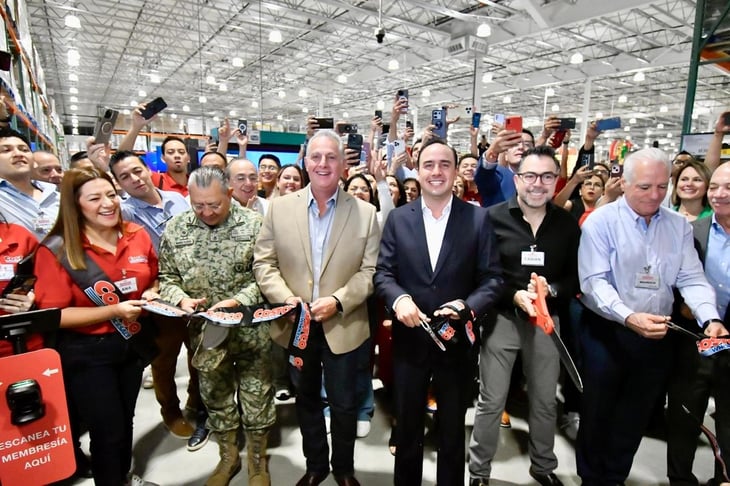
[174,237,193,247]
[0,264,14,281]
[114,277,138,294]
[634,273,660,289]
[33,215,54,233]
[521,251,545,267]
[231,228,252,241]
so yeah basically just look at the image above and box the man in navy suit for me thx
[374,138,503,486]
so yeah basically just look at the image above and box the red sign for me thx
[0,349,75,485]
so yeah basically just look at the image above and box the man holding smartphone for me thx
[119,102,191,196]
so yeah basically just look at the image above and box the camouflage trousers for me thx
[190,320,275,432]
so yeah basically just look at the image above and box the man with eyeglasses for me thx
[159,166,275,485]
[469,146,580,486]
[107,151,207,448]
[227,158,269,215]
[474,125,536,207]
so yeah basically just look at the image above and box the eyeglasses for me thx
[517,172,558,184]
[192,202,223,212]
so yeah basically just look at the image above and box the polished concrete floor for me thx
[65,351,720,486]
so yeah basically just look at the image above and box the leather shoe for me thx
[295,471,329,486]
[469,479,489,486]
[529,470,564,486]
[335,476,360,486]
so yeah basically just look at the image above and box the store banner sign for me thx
[0,349,75,485]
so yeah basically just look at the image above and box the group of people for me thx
[0,91,728,486]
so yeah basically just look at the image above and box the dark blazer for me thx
[692,217,729,322]
[374,196,504,364]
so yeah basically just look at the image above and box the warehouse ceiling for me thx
[25,0,730,155]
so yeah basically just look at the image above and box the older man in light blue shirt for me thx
[576,148,727,486]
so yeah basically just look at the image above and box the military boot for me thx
[205,430,241,486]
[246,429,270,486]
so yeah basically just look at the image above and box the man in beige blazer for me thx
[253,129,380,486]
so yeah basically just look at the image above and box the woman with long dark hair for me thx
[34,168,159,486]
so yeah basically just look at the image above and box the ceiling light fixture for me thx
[219,83,227,91]
[183,105,190,112]
[343,112,349,118]
[476,23,492,38]
[171,113,178,119]
[388,59,399,70]
[376,100,385,110]
[657,123,664,129]
[422,89,431,97]
[298,89,308,98]
[130,100,138,107]
[570,52,583,64]
[205,75,216,85]
[659,105,668,113]
[551,104,560,112]
[229,110,237,116]
[595,112,603,119]
[333,97,341,104]
[67,49,80,67]
[199,96,207,103]
[629,118,637,124]
[122,109,130,115]
[278,90,286,99]
[545,87,555,97]
[232,57,244,67]
[302,107,308,113]
[64,15,81,29]
[269,29,283,43]
[336,74,347,84]
[633,71,645,82]
[624,126,630,131]
[618,94,628,103]
[69,87,78,94]
[667,133,673,138]
[72,128,79,135]
[252,101,259,108]
[69,73,78,82]
[150,74,161,84]
[138,90,147,98]
[482,72,493,83]
[503,95,511,104]
[70,105,78,111]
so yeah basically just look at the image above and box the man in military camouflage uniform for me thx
[158,166,274,486]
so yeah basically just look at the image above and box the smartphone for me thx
[210,127,219,142]
[472,112,482,129]
[237,119,248,136]
[596,117,622,131]
[406,120,413,129]
[722,112,730,126]
[374,110,383,120]
[0,50,11,71]
[360,141,370,165]
[1,275,37,298]
[139,97,167,120]
[550,130,567,148]
[558,117,576,130]
[314,117,334,129]
[610,162,624,178]
[379,123,390,149]
[505,115,523,133]
[346,133,363,154]
[392,139,406,156]
[432,109,447,139]
[92,108,119,146]
[338,123,358,135]
[494,113,506,126]
[397,89,409,114]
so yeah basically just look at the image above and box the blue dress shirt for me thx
[705,215,730,317]
[307,187,337,300]
[0,179,60,240]
[121,189,190,251]
[579,197,720,327]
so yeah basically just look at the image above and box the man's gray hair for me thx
[188,166,229,193]
[623,148,671,183]
[307,129,344,157]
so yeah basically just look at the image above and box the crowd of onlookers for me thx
[0,91,729,486]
